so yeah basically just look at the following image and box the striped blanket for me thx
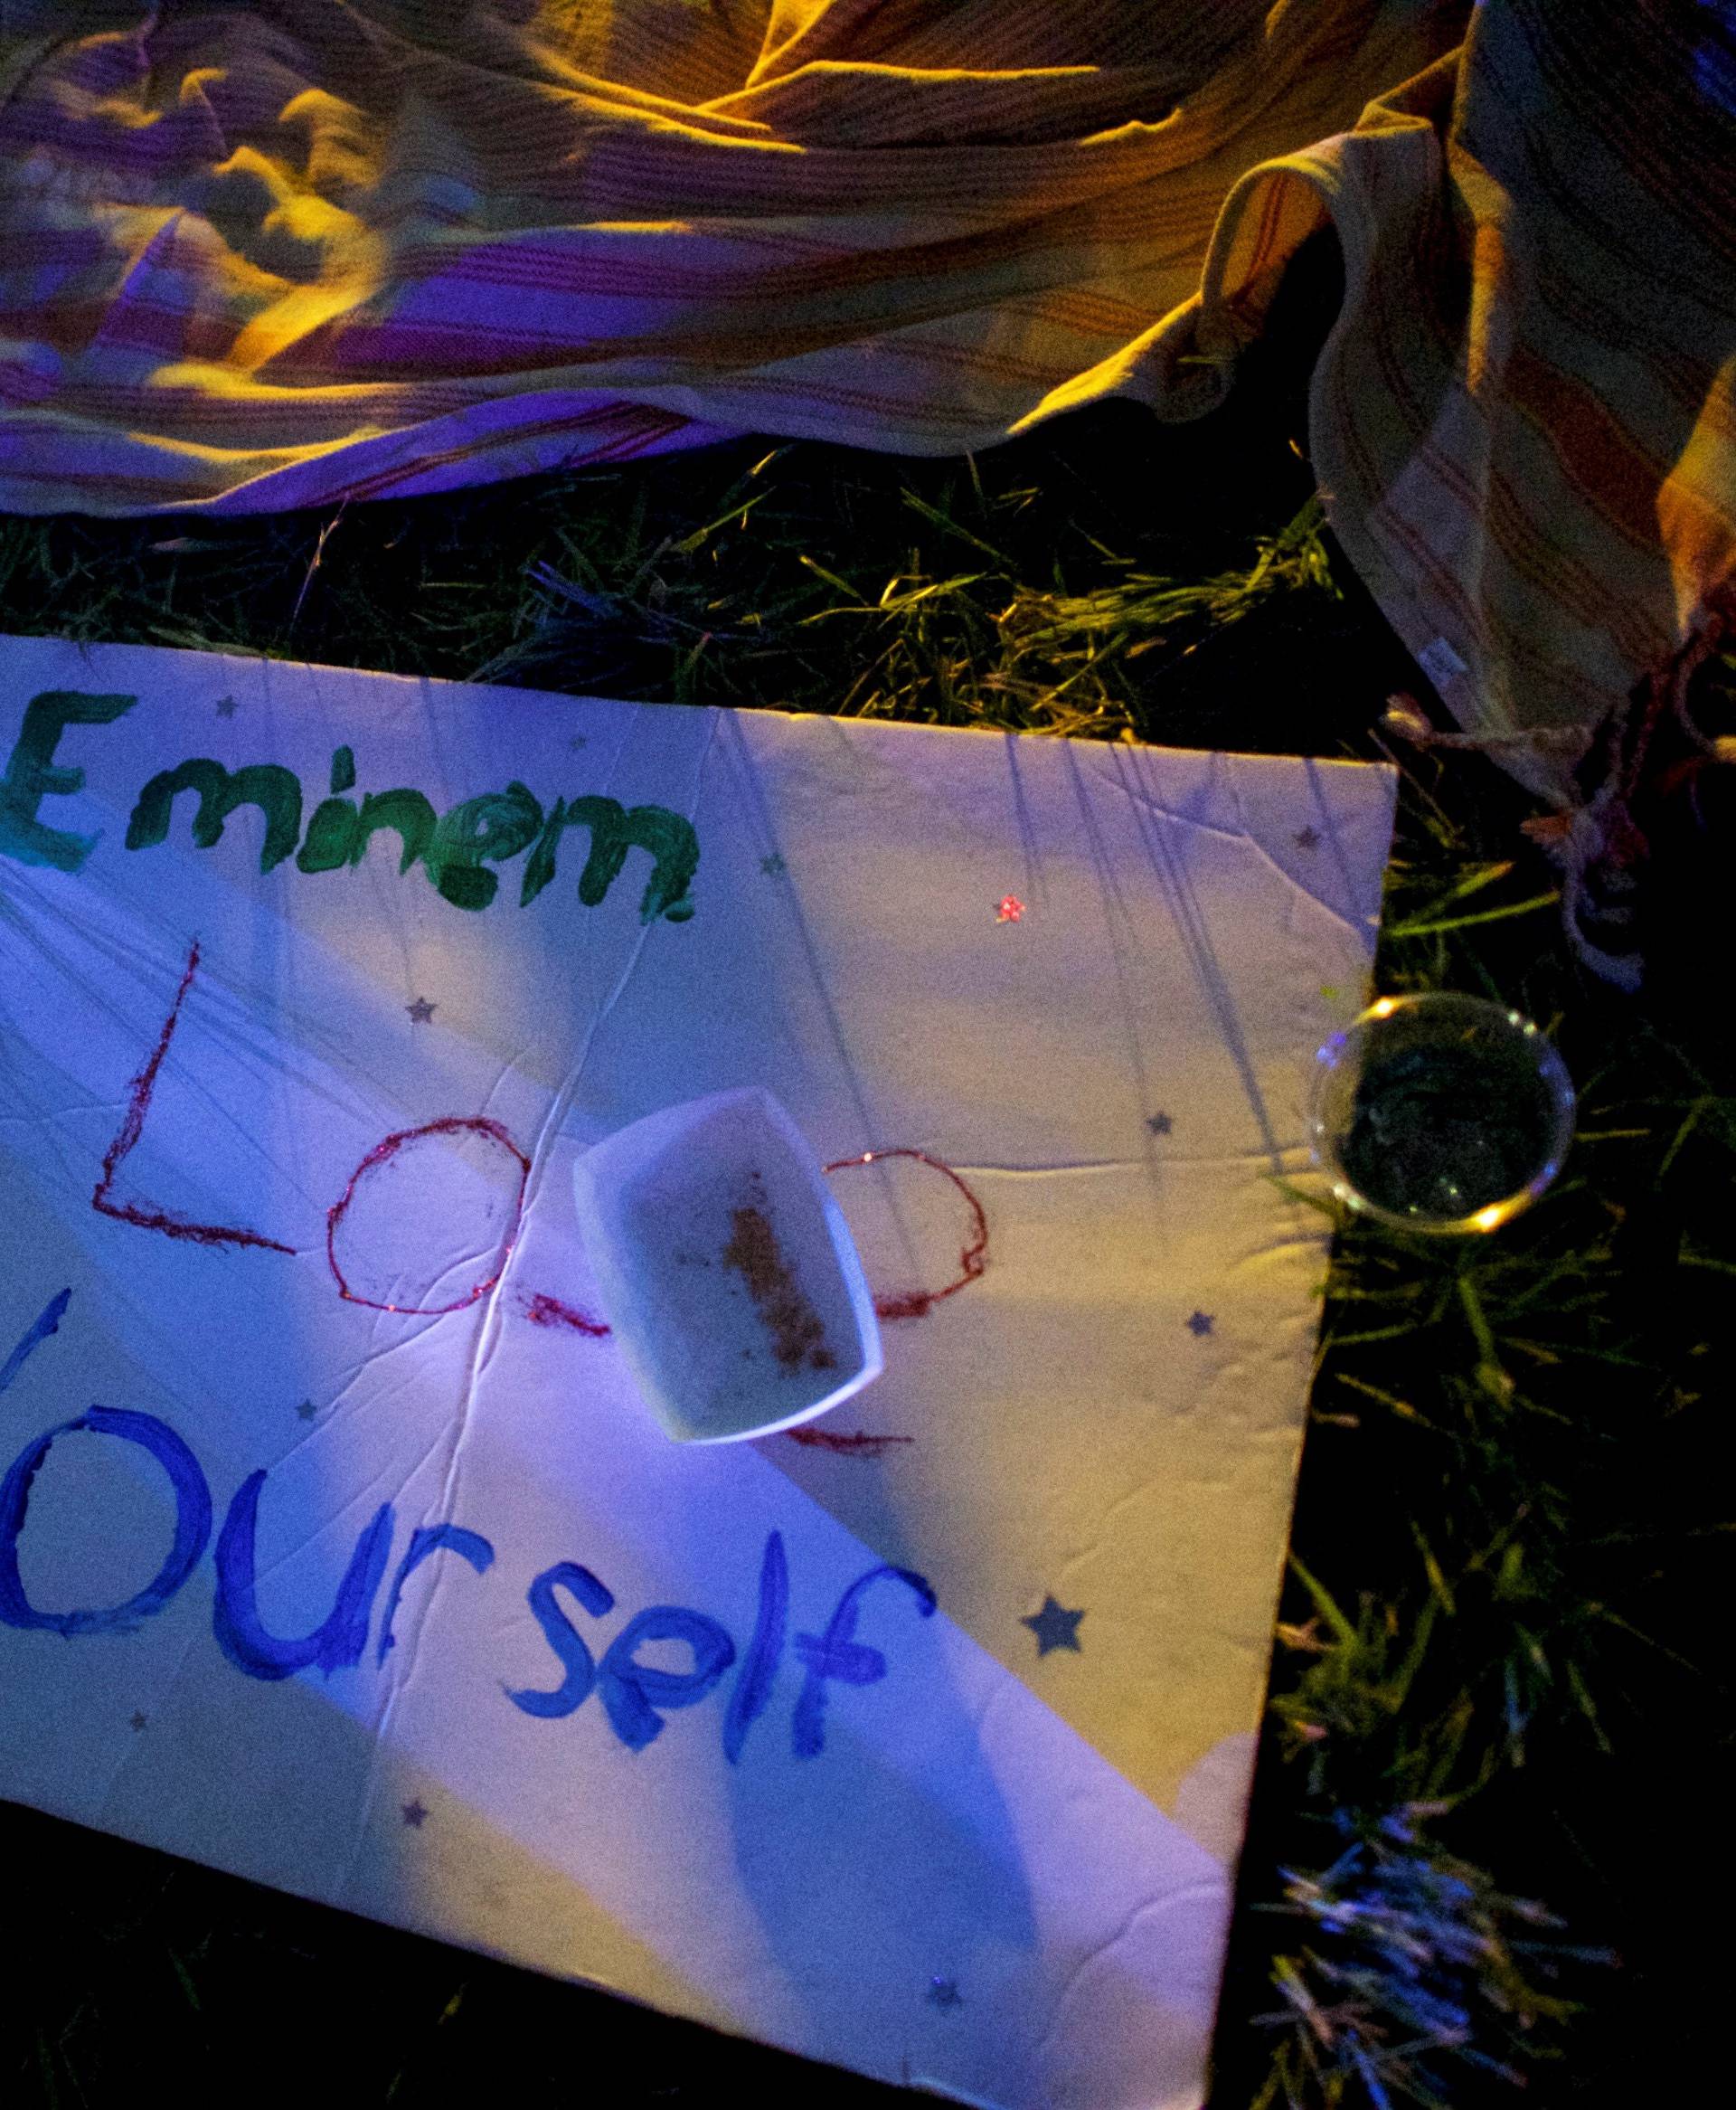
[3,2,1732,983]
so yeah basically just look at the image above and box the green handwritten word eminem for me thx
[0,692,698,922]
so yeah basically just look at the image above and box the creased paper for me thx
[0,637,1395,2108]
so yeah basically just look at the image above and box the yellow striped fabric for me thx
[0,2,1458,506]
[2,1,1732,961]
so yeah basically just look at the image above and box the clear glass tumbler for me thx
[1308,993,1577,1235]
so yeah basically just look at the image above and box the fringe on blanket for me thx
[1387,586,1736,994]
[1533,589,1736,994]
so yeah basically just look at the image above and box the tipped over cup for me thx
[571,1087,882,1443]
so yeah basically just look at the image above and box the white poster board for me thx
[0,637,1394,2108]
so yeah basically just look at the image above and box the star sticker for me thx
[401,1799,429,1828]
[1186,1310,1214,1337]
[928,1978,963,2011]
[1146,1112,1173,1137]
[129,1711,148,1732]
[569,733,589,750]
[1023,1596,1084,1657]
[760,852,787,877]
[995,894,1025,923]
[214,695,238,719]
[1294,826,1321,850]
[296,1399,319,1423]
[406,997,437,1025]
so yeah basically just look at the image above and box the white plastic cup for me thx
[571,1087,883,1443]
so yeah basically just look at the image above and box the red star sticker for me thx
[995,894,1025,923]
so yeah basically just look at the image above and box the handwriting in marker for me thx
[1,1292,938,1771]
[326,1116,529,1315]
[785,1428,912,1456]
[518,1292,610,1337]
[92,941,297,1254]
[822,1149,988,1322]
[0,1288,71,1397]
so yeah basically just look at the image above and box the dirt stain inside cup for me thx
[720,1170,837,1374]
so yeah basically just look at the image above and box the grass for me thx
[4,383,1732,2107]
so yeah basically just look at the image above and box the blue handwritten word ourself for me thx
[0,1293,936,1762]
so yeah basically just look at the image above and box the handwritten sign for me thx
[0,1337,917,1758]
[0,636,1395,2109]
[1,688,699,917]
